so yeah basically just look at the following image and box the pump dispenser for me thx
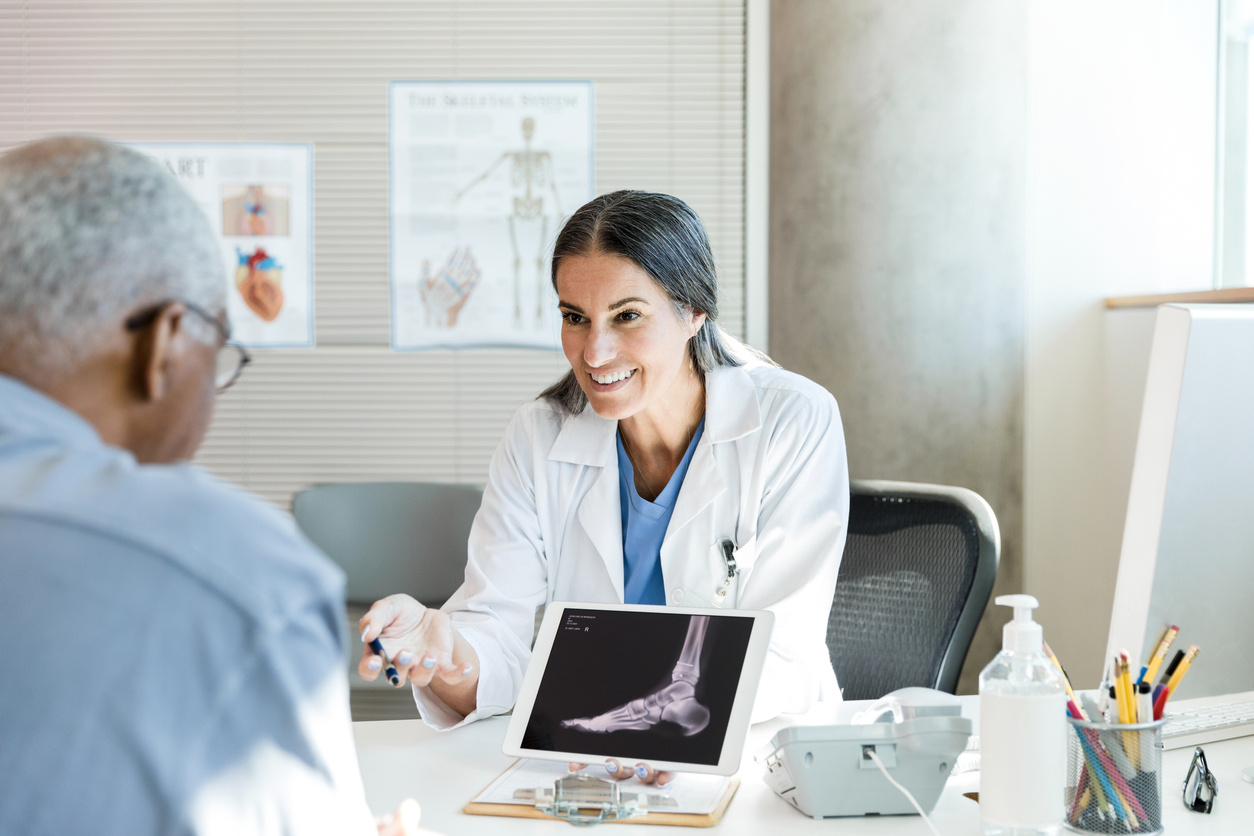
[979,595,1065,836]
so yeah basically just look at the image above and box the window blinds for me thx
[0,0,747,506]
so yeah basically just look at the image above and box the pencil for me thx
[1043,641,1085,718]
[1140,625,1178,685]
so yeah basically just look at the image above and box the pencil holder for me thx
[1064,716,1166,834]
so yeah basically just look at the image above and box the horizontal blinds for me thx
[0,0,746,506]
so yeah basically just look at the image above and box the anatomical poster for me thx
[129,142,314,348]
[389,80,594,350]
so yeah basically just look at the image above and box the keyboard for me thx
[1162,699,1254,750]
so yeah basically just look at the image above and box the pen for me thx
[369,638,402,687]
[1138,625,1178,685]
[1157,649,1185,687]
[1164,644,1199,698]
[1153,645,1199,719]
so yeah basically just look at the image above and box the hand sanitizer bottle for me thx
[979,595,1065,836]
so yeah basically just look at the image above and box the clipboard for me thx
[464,760,740,827]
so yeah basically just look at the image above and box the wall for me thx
[770,0,1029,693]
[1024,0,1217,686]
[0,0,748,506]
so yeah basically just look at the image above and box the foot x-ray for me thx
[521,610,754,766]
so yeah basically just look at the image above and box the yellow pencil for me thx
[1043,640,1086,718]
[1142,625,1178,685]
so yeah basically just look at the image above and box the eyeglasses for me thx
[1183,747,1218,813]
[125,300,252,393]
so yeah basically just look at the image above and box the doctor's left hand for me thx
[359,594,480,714]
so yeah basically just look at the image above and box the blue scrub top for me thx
[617,417,706,605]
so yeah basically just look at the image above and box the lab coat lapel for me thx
[663,365,760,541]
[576,458,625,602]
[663,436,725,540]
[552,404,625,602]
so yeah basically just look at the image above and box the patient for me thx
[0,137,430,836]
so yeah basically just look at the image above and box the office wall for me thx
[0,1,748,504]
[770,0,1029,693]
[1024,0,1217,686]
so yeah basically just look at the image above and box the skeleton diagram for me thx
[561,615,711,737]
[451,117,562,327]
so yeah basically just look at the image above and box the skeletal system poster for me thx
[389,81,593,350]
[130,143,314,348]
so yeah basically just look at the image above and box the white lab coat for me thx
[415,361,850,729]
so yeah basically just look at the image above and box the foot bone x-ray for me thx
[561,615,712,737]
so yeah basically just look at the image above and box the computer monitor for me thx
[1107,304,1254,699]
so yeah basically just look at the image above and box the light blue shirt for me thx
[617,417,705,605]
[0,375,364,835]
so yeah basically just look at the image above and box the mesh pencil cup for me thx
[1064,715,1166,834]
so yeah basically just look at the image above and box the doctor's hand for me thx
[358,594,479,713]
[568,760,674,787]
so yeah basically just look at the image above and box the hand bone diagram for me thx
[234,246,284,322]
[562,615,712,736]
[420,246,481,328]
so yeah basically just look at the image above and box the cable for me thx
[866,749,944,836]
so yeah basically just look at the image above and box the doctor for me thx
[360,190,850,757]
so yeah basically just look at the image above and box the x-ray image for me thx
[521,610,755,766]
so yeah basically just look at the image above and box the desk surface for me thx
[353,693,1254,834]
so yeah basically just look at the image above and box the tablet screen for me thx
[519,608,756,766]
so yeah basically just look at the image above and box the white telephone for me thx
[761,687,972,819]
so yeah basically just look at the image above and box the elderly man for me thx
[0,137,426,835]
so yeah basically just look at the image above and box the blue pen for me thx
[368,638,401,687]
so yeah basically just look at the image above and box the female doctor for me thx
[359,190,850,777]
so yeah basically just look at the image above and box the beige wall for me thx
[770,0,1029,692]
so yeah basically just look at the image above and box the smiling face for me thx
[556,252,706,422]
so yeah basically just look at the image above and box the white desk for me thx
[354,694,1254,834]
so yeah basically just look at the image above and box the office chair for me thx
[292,481,483,720]
[826,479,999,700]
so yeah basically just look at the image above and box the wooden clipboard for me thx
[463,762,740,827]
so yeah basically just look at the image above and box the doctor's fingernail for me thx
[422,656,436,669]
[635,765,649,779]
[462,664,474,675]
[367,658,381,671]
[396,651,413,666]
[360,626,370,642]
[604,760,618,774]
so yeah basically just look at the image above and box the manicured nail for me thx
[360,626,370,642]
[397,651,413,666]
[634,765,648,779]
[422,656,436,669]
[462,664,474,675]
[605,760,618,774]
[367,657,381,671]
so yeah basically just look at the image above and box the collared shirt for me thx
[0,375,375,836]
[617,418,706,605]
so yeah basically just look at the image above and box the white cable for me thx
[866,749,944,836]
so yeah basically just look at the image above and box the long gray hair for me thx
[540,190,765,415]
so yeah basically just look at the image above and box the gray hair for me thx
[0,136,224,374]
[540,189,770,415]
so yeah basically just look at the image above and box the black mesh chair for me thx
[826,479,999,699]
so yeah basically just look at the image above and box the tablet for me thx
[502,602,775,776]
